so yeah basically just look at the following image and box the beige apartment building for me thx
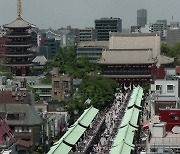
[52,68,73,101]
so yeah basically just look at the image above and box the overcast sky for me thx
[0,0,180,29]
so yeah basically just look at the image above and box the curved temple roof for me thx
[4,18,34,28]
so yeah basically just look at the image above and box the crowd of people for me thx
[72,88,133,154]
[89,88,132,153]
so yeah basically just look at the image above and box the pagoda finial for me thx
[17,0,22,19]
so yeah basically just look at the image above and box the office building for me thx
[167,28,180,46]
[79,27,96,42]
[150,20,167,40]
[170,21,179,29]
[95,17,122,41]
[137,9,147,27]
[39,36,60,60]
[77,41,108,61]
[131,26,141,33]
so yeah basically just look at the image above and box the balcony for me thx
[103,70,150,75]
[5,32,30,36]
[14,132,32,140]
[4,42,32,47]
[5,34,31,38]
[3,52,34,57]
[2,61,34,67]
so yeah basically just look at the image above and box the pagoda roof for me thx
[4,17,34,28]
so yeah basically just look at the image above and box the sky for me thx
[0,0,180,29]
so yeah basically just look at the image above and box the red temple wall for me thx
[151,65,165,79]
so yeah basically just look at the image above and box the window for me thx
[41,88,50,94]
[167,85,174,93]
[63,81,69,89]
[54,81,60,88]
[156,85,161,91]
[7,114,19,120]
[19,113,26,120]
[54,90,57,95]
[171,116,179,120]
[151,148,157,152]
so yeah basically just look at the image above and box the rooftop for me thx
[0,103,42,126]
[109,32,160,37]
[78,41,109,48]
[150,132,180,147]
[4,18,33,28]
[31,84,52,89]
[158,54,174,65]
[0,91,31,104]
[32,55,48,66]
[98,50,156,64]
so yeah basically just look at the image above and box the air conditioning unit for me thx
[152,116,160,124]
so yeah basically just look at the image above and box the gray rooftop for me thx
[0,103,42,126]
[98,50,157,64]
[32,55,48,66]
[158,55,174,65]
[4,18,33,28]
[150,132,180,147]
[78,41,109,47]
[109,32,160,37]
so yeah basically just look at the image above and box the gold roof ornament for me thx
[4,0,35,28]
[17,0,22,19]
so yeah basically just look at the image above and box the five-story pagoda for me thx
[1,0,35,76]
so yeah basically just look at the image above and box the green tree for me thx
[161,43,180,58]
[77,76,117,109]
[41,76,52,84]
[44,47,100,79]
[0,66,13,79]
[35,93,40,101]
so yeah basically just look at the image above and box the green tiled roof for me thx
[111,125,136,154]
[79,106,98,127]
[110,86,144,154]
[120,107,140,128]
[64,125,86,145]
[48,142,71,154]
[128,86,144,108]
[47,106,99,154]
[130,108,140,128]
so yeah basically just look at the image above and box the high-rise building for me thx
[167,28,180,46]
[170,21,179,29]
[131,26,141,33]
[95,17,122,41]
[150,20,167,40]
[76,41,108,61]
[39,33,60,60]
[137,9,147,27]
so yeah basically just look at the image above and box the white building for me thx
[150,79,179,116]
[147,120,180,154]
